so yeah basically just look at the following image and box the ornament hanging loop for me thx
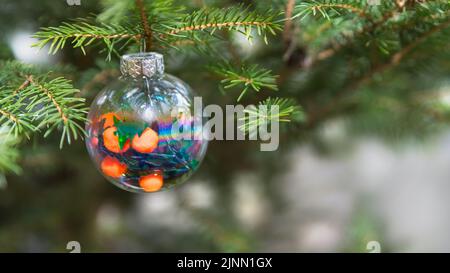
[139,37,147,53]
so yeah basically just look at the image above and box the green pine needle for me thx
[0,61,87,149]
[32,21,142,59]
[239,97,305,136]
[210,62,279,102]
[160,4,282,44]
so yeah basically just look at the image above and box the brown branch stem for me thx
[283,0,296,45]
[29,78,68,124]
[167,21,270,35]
[13,75,33,94]
[136,0,152,51]
[0,109,18,124]
[309,0,417,66]
[47,33,141,39]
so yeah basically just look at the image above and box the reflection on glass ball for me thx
[85,53,207,193]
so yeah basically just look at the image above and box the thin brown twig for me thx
[47,33,141,39]
[312,0,442,64]
[0,109,18,124]
[307,1,412,67]
[167,21,270,35]
[277,2,392,84]
[135,0,152,51]
[13,75,33,94]
[391,18,450,64]
[283,0,296,45]
[283,0,301,63]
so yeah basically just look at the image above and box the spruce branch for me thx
[391,15,450,64]
[306,0,432,66]
[161,5,282,44]
[23,76,88,147]
[306,16,450,127]
[210,62,279,102]
[293,1,369,21]
[33,3,280,56]
[283,0,297,45]
[283,0,302,64]
[33,21,142,59]
[29,77,69,123]
[0,95,36,137]
[239,97,304,136]
[0,61,88,148]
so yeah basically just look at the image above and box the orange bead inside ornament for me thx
[101,156,127,178]
[101,112,120,129]
[132,127,159,153]
[139,172,164,192]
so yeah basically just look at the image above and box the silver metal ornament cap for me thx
[120,52,165,79]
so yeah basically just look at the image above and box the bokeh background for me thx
[1,0,450,252]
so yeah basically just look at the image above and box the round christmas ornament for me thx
[86,52,208,193]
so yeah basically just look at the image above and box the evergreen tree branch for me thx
[22,76,88,147]
[0,109,17,124]
[0,106,34,137]
[161,5,282,45]
[0,92,36,137]
[283,0,300,64]
[293,1,369,21]
[210,62,279,102]
[391,16,450,64]
[0,61,87,148]
[33,4,280,56]
[306,16,450,128]
[168,21,274,36]
[29,77,69,123]
[239,97,304,136]
[306,0,429,67]
[284,0,297,45]
[33,22,142,58]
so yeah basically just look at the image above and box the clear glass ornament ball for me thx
[85,52,208,193]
